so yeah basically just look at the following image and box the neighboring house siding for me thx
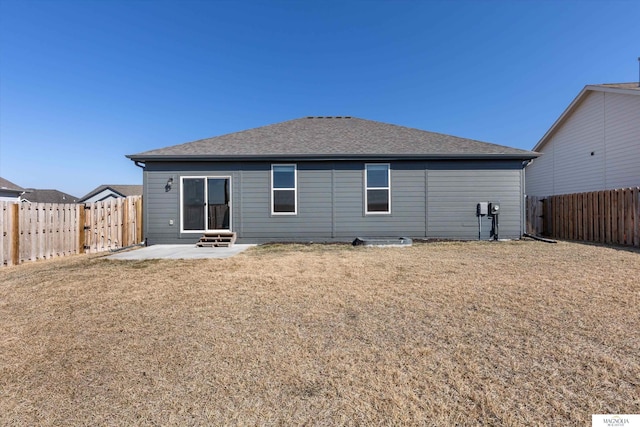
[524,142,554,197]
[526,90,640,196]
[551,91,605,195]
[143,160,524,244]
[82,190,127,203]
[0,195,21,202]
[604,92,640,189]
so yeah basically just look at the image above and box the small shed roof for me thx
[128,117,538,162]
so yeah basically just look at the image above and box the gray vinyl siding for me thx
[241,164,333,238]
[526,91,640,196]
[552,91,605,194]
[333,162,426,238]
[143,162,249,245]
[143,160,525,244]
[427,162,523,240]
[604,92,640,189]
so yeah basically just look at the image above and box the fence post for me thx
[136,197,143,244]
[78,204,86,254]
[618,188,627,245]
[635,188,640,247]
[123,198,130,247]
[0,203,5,265]
[11,203,19,265]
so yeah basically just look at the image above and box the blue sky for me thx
[1,0,638,197]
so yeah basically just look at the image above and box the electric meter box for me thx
[477,202,489,216]
[489,202,500,215]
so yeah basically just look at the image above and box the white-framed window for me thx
[271,164,297,215]
[365,163,390,214]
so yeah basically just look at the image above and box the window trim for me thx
[271,164,297,215]
[364,163,391,215]
[179,175,233,233]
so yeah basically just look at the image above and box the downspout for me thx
[109,242,146,252]
[133,160,146,244]
[522,160,532,237]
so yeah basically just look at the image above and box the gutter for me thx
[126,153,540,162]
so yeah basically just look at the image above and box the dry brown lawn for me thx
[1,240,639,425]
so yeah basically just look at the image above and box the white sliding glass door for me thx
[181,177,231,232]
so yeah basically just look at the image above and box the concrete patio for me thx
[107,244,256,260]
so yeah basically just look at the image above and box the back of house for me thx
[128,117,537,244]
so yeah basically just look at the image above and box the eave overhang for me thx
[127,153,539,163]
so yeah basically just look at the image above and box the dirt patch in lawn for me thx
[1,241,638,425]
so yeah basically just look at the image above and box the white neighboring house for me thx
[526,82,640,197]
[79,184,142,204]
[0,177,29,202]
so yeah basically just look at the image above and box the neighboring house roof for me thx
[0,177,27,195]
[79,185,143,202]
[533,82,640,152]
[22,189,79,204]
[128,117,538,162]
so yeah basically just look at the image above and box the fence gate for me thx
[1,196,143,267]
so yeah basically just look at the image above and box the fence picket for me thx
[0,203,6,265]
[618,189,624,244]
[628,188,634,245]
[586,192,592,241]
[634,188,640,247]
[600,191,605,241]
[11,204,19,265]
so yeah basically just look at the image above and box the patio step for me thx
[196,232,237,248]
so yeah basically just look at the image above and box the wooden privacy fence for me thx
[1,196,143,267]
[526,187,640,247]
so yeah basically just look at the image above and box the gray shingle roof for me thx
[22,189,79,204]
[591,82,640,90]
[0,177,26,192]
[128,117,538,161]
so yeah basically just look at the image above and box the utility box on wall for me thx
[477,202,488,216]
[489,202,500,215]
[477,201,501,240]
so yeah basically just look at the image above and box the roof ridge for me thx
[128,116,537,161]
[304,116,353,119]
